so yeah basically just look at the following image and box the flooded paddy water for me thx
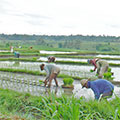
[1,51,120,100]
[40,50,77,54]
[0,61,120,81]
[39,56,120,64]
[0,60,120,100]
[0,71,120,100]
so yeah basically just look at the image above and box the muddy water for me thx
[0,71,120,100]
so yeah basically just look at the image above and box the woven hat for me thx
[80,79,88,88]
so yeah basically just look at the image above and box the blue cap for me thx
[87,59,91,64]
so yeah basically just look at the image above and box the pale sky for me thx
[0,0,120,36]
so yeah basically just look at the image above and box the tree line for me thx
[0,34,120,51]
[0,34,120,42]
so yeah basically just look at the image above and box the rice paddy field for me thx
[0,50,120,97]
[1,50,120,119]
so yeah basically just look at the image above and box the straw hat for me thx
[80,79,88,88]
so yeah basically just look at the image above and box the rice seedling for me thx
[103,67,114,81]
[62,78,74,89]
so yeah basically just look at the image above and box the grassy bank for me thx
[40,54,120,60]
[2,53,120,61]
[0,88,120,120]
[0,67,84,80]
[1,67,119,85]
[0,58,40,62]
[0,58,120,67]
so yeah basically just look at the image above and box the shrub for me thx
[63,78,74,85]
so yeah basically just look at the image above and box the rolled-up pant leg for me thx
[99,65,109,78]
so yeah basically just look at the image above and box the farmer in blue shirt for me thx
[80,79,114,100]
[14,51,20,58]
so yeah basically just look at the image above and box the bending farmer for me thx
[88,59,109,78]
[40,63,60,87]
[80,79,114,100]
[14,51,20,58]
[48,56,56,63]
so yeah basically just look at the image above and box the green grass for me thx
[0,67,84,80]
[0,58,42,62]
[0,88,120,120]
[0,57,120,67]
[2,53,120,62]
[0,68,44,75]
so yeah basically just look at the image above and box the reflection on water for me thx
[44,87,58,95]
[40,50,77,54]
[0,71,120,100]
[0,50,9,52]
[96,54,120,58]
[78,54,120,58]
[63,88,73,96]
[13,61,20,66]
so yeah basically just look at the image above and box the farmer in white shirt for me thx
[40,63,60,87]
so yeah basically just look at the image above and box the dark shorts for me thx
[101,91,113,99]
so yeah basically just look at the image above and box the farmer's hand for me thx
[98,75,102,79]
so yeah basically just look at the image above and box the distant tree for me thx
[58,43,63,48]
[5,42,11,47]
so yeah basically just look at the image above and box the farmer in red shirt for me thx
[88,58,109,78]
[48,56,56,63]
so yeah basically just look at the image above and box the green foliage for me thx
[103,68,114,81]
[90,69,94,72]
[104,72,112,80]
[1,34,120,52]
[108,67,111,72]
[96,44,115,51]
[32,57,37,61]
[0,67,45,76]
[39,80,44,85]
[63,78,74,85]
[96,73,98,76]
[0,88,120,119]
